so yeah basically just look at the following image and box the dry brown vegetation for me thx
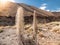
[0,2,60,45]
[0,22,60,45]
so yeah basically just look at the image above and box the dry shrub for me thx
[51,26,60,34]
[39,32,46,38]
[24,24,31,30]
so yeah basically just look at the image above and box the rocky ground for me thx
[0,22,60,45]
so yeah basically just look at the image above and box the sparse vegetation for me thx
[0,2,60,45]
[0,22,60,45]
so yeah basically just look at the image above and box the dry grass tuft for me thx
[0,29,3,33]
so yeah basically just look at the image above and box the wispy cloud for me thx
[51,8,60,12]
[39,3,60,12]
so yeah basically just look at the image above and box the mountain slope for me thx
[0,2,54,17]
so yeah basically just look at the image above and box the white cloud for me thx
[39,3,50,12]
[46,9,50,11]
[39,3,47,10]
[39,3,60,12]
[51,8,60,12]
[40,6,46,10]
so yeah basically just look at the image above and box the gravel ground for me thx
[0,26,18,45]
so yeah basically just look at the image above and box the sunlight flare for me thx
[0,0,15,4]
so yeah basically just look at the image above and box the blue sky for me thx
[15,0,60,12]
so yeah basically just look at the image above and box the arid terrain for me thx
[0,22,60,45]
[0,2,60,45]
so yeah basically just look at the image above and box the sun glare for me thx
[0,0,15,4]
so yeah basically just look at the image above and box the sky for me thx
[14,0,60,12]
